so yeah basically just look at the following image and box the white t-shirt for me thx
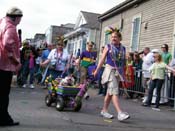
[142,52,154,78]
[169,59,175,68]
[47,49,70,71]
[35,56,41,65]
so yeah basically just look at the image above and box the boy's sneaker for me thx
[142,103,150,107]
[30,84,35,89]
[85,95,90,100]
[118,112,130,121]
[100,111,114,119]
[152,107,160,111]
[84,93,90,100]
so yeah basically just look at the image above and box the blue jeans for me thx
[146,79,164,107]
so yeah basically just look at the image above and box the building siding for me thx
[100,0,175,53]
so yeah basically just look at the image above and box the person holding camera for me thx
[40,37,70,79]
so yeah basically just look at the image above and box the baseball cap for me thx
[161,45,166,48]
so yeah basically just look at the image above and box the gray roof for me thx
[81,11,101,29]
[99,0,148,21]
[34,33,45,40]
[63,23,75,28]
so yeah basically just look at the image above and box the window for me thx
[67,43,74,54]
[82,38,87,51]
[131,14,141,52]
[104,33,110,45]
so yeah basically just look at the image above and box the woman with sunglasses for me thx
[40,38,70,79]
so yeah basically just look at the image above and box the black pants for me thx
[147,79,164,108]
[0,69,14,124]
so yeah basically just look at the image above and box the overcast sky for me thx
[0,0,125,40]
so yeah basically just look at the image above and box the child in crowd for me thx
[29,50,35,88]
[143,51,175,111]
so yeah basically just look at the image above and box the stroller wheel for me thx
[56,96,64,111]
[74,99,82,112]
[45,94,52,106]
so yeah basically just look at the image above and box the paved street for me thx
[0,85,175,131]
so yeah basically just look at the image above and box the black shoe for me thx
[142,103,150,107]
[0,121,20,126]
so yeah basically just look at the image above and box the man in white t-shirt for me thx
[141,47,154,103]
[169,58,175,68]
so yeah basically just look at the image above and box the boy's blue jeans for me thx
[147,79,164,107]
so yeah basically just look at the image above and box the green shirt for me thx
[161,52,172,64]
[149,62,166,80]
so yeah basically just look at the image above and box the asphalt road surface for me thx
[0,86,175,131]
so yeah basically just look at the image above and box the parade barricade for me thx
[121,70,175,109]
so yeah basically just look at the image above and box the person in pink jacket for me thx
[0,7,23,126]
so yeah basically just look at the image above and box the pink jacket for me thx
[0,17,20,72]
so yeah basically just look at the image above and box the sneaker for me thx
[84,93,90,100]
[85,95,90,100]
[100,111,114,119]
[30,84,35,89]
[118,112,130,121]
[142,103,150,107]
[142,96,148,103]
[152,107,160,111]
[22,84,27,88]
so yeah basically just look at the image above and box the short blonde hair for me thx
[154,53,162,62]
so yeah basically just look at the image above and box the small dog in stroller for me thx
[59,75,75,86]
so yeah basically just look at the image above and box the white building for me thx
[64,11,101,56]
